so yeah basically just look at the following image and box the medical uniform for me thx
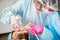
[0,0,60,40]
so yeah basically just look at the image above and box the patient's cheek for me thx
[12,32,17,40]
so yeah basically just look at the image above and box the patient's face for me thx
[12,32,20,40]
[12,29,29,40]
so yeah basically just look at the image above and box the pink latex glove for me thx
[11,16,21,31]
[34,25,44,35]
[29,24,44,35]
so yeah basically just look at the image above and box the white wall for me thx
[0,0,17,34]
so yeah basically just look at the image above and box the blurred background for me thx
[58,0,60,11]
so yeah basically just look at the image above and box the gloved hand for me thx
[28,24,44,35]
[11,15,21,31]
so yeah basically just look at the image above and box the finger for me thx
[25,23,31,27]
[11,24,19,31]
[29,28,35,35]
[30,30,35,35]
[11,24,16,30]
[25,23,35,30]
[25,23,32,30]
[15,24,20,31]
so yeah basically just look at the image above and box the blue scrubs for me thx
[0,0,60,40]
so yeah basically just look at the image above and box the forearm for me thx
[0,0,23,25]
[0,7,14,25]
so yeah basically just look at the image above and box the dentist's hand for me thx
[11,15,21,31]
[25,23,44,35]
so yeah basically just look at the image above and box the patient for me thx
[12,28,29,40]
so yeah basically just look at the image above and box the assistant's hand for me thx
[11,15,21,31]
